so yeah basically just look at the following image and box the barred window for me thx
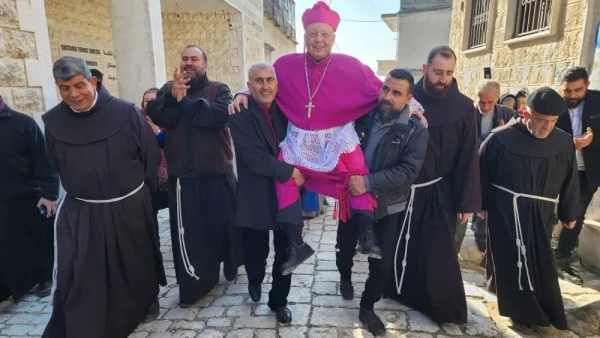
[265,44,275,63]
[468,0,491,49]
[515,0,552,37]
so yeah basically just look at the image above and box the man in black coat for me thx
[460,79,517,252]
[229,62,306,324]
[0,95,59,301]
[555,67,600,285]
[147,45,242,305]
[335,69,429,335]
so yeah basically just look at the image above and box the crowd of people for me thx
[0,1,599,337]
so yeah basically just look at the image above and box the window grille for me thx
[468,0,491,49]
[515,0,552,37]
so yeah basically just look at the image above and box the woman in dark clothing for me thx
[142,88,169,227]
[499,93,517,110]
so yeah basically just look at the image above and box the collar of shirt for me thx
[568,101,585,116]
[69,90,98,113]
[257,102,271,115]
[568,102,585,137]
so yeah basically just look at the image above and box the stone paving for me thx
[2,200,600,337]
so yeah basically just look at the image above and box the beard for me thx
[424,75,451,98]
[182,66,206,82]
[565,97,584,109]
[377,101,403,122]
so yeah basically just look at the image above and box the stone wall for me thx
[0,0,49,115]
[45,0,119,97]
[161,11,245,92]
[244,15,265,77]
[376,60,397,76]
[449,0,586,99]
[263,18,296,63]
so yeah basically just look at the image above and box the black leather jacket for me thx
[355,108,429,221]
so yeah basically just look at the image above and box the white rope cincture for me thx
[492,183,559,291]
[51,181,145,304]
[176,178,200,280]
[50,196,65,305]
[394,177,443,295]
[74,181,144,203]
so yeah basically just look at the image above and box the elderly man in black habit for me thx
[480,87,579,333]
[147,45,243,306]
[42,56,165,338]
[0,95,59,302]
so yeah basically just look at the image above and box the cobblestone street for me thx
[2,201,600,337]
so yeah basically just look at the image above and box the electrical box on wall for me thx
[484,67,492,79]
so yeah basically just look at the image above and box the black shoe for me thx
[36,281,52,298]
[224,261,238,281]
[359,308,386,336]
[340,279,354,300]
[248,284,261,302]
[509,318,537,335]
[281,243,315,275]
[475,238,486,252]
[359,228,382,259]
[143,298,160,323]
[556,257,583,285]
[273,306,292,324]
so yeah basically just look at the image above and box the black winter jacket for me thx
[355,107,429,221]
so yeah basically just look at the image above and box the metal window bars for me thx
[515,0,552,37]
[468,0,491,49]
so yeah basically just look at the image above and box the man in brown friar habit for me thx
[42,56,165,338]
[385,46,481,324]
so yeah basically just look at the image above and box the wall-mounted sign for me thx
[59,42,119,96]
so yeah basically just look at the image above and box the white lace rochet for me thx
[280,122,360,173]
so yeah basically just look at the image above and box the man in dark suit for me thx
[228,62,305,324]
[459,79,517,252]
[555,67,600,285]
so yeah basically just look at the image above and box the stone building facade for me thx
[0,0,297,117]
[449,0,600,99]
[0,0,56,120]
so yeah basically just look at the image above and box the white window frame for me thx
[461,0,498,55]
[265,44,275,63]
[504,0,563,46]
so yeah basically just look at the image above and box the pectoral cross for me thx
[306,101,315,118]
